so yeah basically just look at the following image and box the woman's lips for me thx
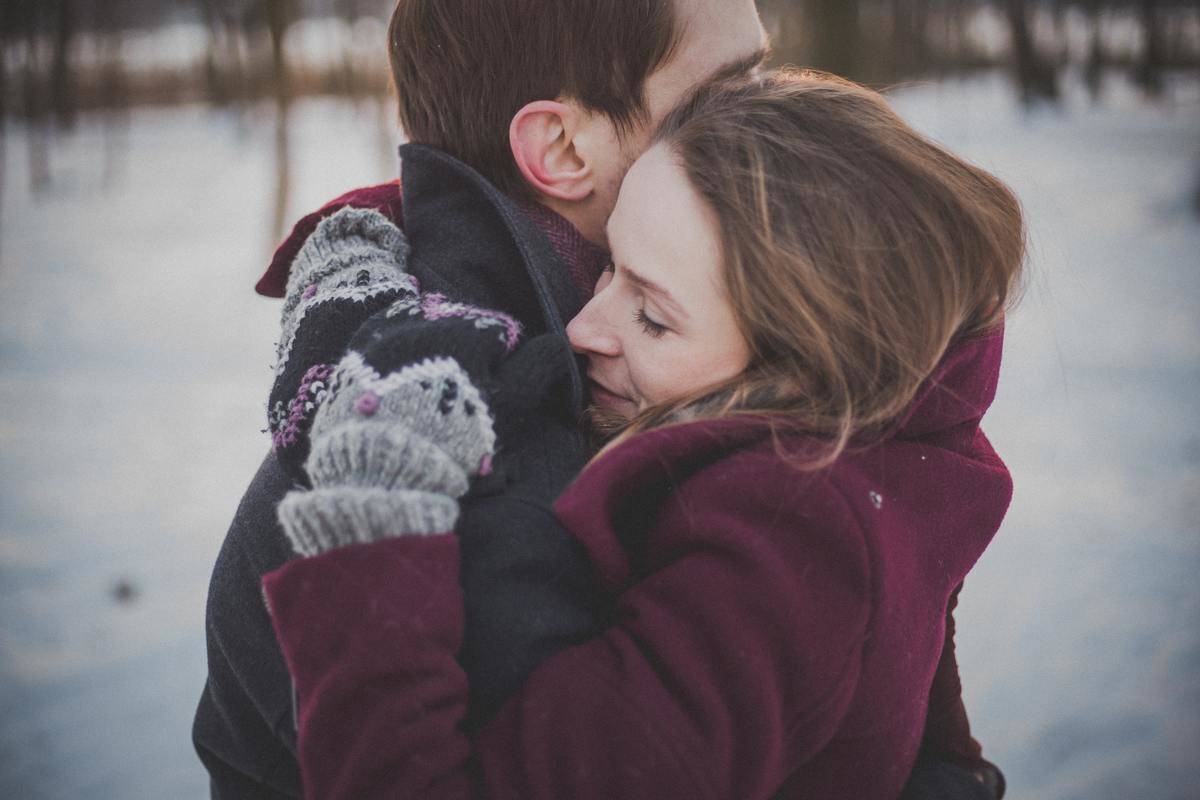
[588,378,636,412]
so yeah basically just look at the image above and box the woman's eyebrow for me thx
[621,264,689,320]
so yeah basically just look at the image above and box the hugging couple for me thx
[193,1,1022,798]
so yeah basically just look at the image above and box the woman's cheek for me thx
[628,352,671,407]
[622,347,649,407]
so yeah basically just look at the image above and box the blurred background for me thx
[1,1,1197,798]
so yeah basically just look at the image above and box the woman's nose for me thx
[567,294,621,357]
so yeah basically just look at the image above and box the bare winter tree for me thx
[805,0,861,77]
[889,0,929,76]
[262,0,297,243]
[1193,160,1200,218]
[1135,0,1164,94]
[50,0,77,130]
[264,0,295,103]
[1007,0,1060,103]
[1082,0,1107,99]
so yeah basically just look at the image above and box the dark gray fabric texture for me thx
[193,144,603,797]
[899,755,1006,800]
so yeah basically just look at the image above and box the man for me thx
[194,2,771,797]
[193,1,1001,796]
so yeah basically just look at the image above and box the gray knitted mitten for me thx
[268,206,419,482]
[277,353,496,557]
[277,206,415,370]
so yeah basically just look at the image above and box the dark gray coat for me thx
[192,144,603,798]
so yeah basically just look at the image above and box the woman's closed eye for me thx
[634,307,668,338]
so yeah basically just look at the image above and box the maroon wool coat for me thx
[262,311,1009,798]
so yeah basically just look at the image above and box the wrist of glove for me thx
[280,206,413,330]
[277,356,497,556]
[278,487,460,557]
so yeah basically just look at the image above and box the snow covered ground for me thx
[890,70,1200,800]
[0,71,1197,798]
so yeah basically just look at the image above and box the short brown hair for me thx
[387,0,681,198]
[605,70,1025,467]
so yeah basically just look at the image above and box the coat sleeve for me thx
[193,453,304,798]
[262,477,874,800]
[919,583,985,765]
[900,583,1007,799]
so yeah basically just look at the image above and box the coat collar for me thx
[398,143,586,413]
[399,143,582,328]
[890,324,1005,441]
[555,326,1008,589]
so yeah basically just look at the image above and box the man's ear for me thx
[509,100,594,202]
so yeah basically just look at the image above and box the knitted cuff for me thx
[277,486,459,557]
[275,208,418,381]
[283,206,411,318]
[305,419,470,497]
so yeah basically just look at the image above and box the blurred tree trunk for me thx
[272,99,291,246]
[265,0,296,245]
[1084,1,1105,100]
[1050,0,1069,64]
[1135,0,1163,95]
[760,1,804,69]
[805,0,860,78]
[1193,162,1200,217]
[265,0,295,103]
[890,0,929,76]
[1193,162,1200,218]
[942,0,968,71]
[0,3,10,252]
[98,15,128,191]
[1007,0,1059,103]
[22,6,50,192]
[50,0,76,130]
[199,0,231,105]
[337,0,360,96]
[0,2,12,123]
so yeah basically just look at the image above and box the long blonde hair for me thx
[593,70,1025,468]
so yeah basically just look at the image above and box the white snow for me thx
[0,96,402,800]
[887,69,1200,800]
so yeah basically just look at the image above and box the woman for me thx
[263,70,1023,798]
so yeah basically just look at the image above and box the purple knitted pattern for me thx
[419,293,523,353]
[273,363,336,451]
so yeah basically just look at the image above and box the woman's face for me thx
[566,144,751,419]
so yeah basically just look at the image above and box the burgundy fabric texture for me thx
[515,197,610,303]
[255,182,608,305]
[263,328,1011,799]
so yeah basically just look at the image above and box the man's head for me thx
[388,0,768,245]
